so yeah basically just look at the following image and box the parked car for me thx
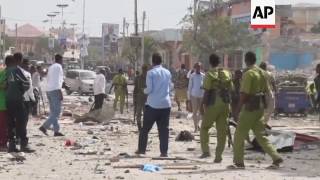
[65,69,96,95]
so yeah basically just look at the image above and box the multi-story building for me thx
[292,3,320,32]
[6,24,45,55]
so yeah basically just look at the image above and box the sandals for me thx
[227,164,245,170]
[266,158,284,170]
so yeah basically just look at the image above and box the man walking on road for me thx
[109,69,128,114]
[39,54,65,137]
[93,69,106,110]
[187,62,204,132]
[174,64,189,114]
[133,64,149,131]
[228,52,283,169]
[136,53,172,157]
[199,54,233,162]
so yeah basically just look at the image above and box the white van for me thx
[65,69,96,95]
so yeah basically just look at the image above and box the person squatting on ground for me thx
[39,54,65,137]
[187,62,204,132]
[228,52,283,169]
[133,64,149,131]
[259,62,276,124]
[109,69,128,114]
[6,53,34,153]
[174,64,189,113]
[93,69,106,111]
[136,53,172,157]
[199,54,233,163]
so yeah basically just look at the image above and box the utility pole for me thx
[123,18,126,37]
[141,11,146,65]
[81,0,86,69]
[134,0,138,36]
[193,0,198,40]
[82,0,85,34]
[15,24,18,49]
[134,0,138,73]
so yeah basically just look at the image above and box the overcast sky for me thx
[0,0,319,36]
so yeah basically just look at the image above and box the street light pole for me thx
[47,14,56,27]
[80,0,86,69]
[82,0,85,34]
[57,4,68,28]
[134,0,139,74]
[141,11,146,65]
[134,0,138,36]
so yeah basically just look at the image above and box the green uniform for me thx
[233,65,281,164]
[112,74,127,114]
[0,69,6,111]
[200,68,233,161]
[133,74,147,131]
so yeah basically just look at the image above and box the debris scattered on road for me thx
[175,131,194,142]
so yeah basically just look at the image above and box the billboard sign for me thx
[102,23,119,56]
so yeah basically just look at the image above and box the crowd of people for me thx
[132,52,283,169]
[0,53,44,153]
[0,50,289,170]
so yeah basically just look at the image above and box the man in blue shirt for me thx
[136,53,172,157]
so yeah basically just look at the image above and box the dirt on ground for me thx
[0,94,319,180]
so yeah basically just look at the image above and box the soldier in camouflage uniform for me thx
[133,64,149,131]
[174,64,189,112]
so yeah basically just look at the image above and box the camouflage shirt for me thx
[133,74,147,105]
[174,69,189,89]
[314,75,320,93]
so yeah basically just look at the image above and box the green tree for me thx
[143,36,158,64]
[311,22,320,33]
[36,37,63,55]
[121,36,158,65]
[181,8,258,61]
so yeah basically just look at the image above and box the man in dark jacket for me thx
[6,52,34,153]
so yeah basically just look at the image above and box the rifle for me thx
[38,88,46,115]
[227,115,239,148]
[126,86,129,113]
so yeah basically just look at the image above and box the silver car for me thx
[65,69,96,95]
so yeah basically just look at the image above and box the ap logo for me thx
[251,0,276,29]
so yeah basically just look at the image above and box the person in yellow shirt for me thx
[228,52,283,169]
[199,54,233,163]
[109,69,128,114]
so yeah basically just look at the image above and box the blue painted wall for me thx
[270,52,314,70]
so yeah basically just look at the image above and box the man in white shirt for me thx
[20,59,36,117]
[39,54,64,137]
[93,69,106,110]
[188,62,205,132]
[31,66,42,116]
[32,66,41,89]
